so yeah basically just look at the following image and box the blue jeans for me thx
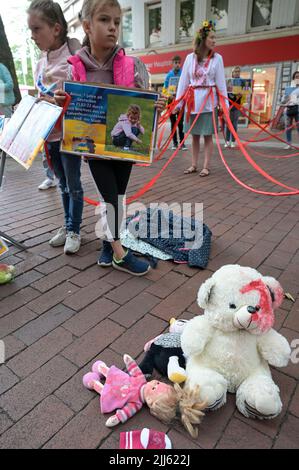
[42,153,55,180]
[226,108,241,143]
[112,127,140,148]
[47,141,84,234]
[285,112,299,144]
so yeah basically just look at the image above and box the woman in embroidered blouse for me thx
[175,21,228,177]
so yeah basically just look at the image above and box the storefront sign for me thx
[140,35,299,75]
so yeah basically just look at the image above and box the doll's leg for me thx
[185,362,228,411]
[167,356,187,384]
[83,372,104,395]
[236,371,282,419]
[92,360,110,377]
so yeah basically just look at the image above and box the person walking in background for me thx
[0,62,15,117]
[163,56,187,151]
[225,66,242,148]
[282,70,299,150]
[28,0,83,254]
[174,21,228,177]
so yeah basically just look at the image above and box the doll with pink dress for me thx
[83,353,206,438]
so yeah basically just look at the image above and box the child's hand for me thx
[106,415,120,427]
[53,89,68,107]
[37,94,56,105]
[155,95,167,114]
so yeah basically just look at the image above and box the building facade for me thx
[59,0,299,122]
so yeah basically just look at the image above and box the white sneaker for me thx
[224,142,230,148]
[284,144,291,150]
[231,142,236,148]
[49,226,67,247]
[38,178,57,190]
[123,146,130,151]
[64,232,81,254]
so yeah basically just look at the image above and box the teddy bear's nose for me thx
[247,306,258,314]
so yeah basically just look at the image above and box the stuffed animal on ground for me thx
[181,264,291,420]
[83,353,206,438]
[139,318,189,383]
[0,264,16,285]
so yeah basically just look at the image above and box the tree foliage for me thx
[0,15,21,104]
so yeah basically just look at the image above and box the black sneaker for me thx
[181,143,188,151]
[97,240,113,267]
[112,250,151,276]
[172,144,178,150]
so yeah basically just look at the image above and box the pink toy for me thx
[119,428,172,449]
[83,354,206,438]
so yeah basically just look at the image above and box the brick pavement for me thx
[0,131,299,449]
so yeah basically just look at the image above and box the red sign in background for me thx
[140,35,299,75]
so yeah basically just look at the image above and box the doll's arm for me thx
[139,347,156,377]
[181,316,212,357]
[257,329,291,367]
[124,354,145,378]
[105,401,143,427]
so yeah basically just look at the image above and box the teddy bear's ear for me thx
[197,278,215,309]
[262,276,284,309]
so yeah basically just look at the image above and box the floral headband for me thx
[195,20,216,40]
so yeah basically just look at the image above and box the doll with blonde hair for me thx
[83,354,206,438]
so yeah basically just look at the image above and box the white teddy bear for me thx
[181,265,291,420]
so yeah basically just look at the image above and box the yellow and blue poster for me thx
[62,82,159,164]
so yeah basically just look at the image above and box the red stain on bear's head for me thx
[240,279,274,333]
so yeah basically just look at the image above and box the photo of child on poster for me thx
[110,104,145,153]
[62,82,158,164]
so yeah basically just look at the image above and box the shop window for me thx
[148,3,162,46]
[122,10,133,49]
[251,0,273,28]
[179,0,195,42]
[211,0,229,31]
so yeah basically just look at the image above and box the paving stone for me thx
[63,298,119,337]
[62,319,124,367]
[0,365,19,394]
[110,292,160,328]
[13,304,76,346]
[146,271,187,299]
[7,328,74,378]
[216,417,272,449]
[0,287,40,317]
[26,282,80,315]
[111,314,167,357]
[273,414,299,449]
[31,266,79,293]
[0,396,74,449]
[43,398,110,449]
[0,356,77,421]
[0,412,13,436]
[0,307,37,339]
[1,335,26,362]
[289,385,299,418]
[62,279,112,311]
[105,277,152,305]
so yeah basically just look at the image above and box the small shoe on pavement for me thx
[230,142,236,148]
[181,143,188,151]
[49,226,67,247]
[184,166,197,174]
[97,240,113,267]
[224,142,230,148]
[112,250,150,276]
[38,178,57,190]
[199,168,210,177]
[284,144,291,150]
[171,144,178,150]
[64,232,81,254]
